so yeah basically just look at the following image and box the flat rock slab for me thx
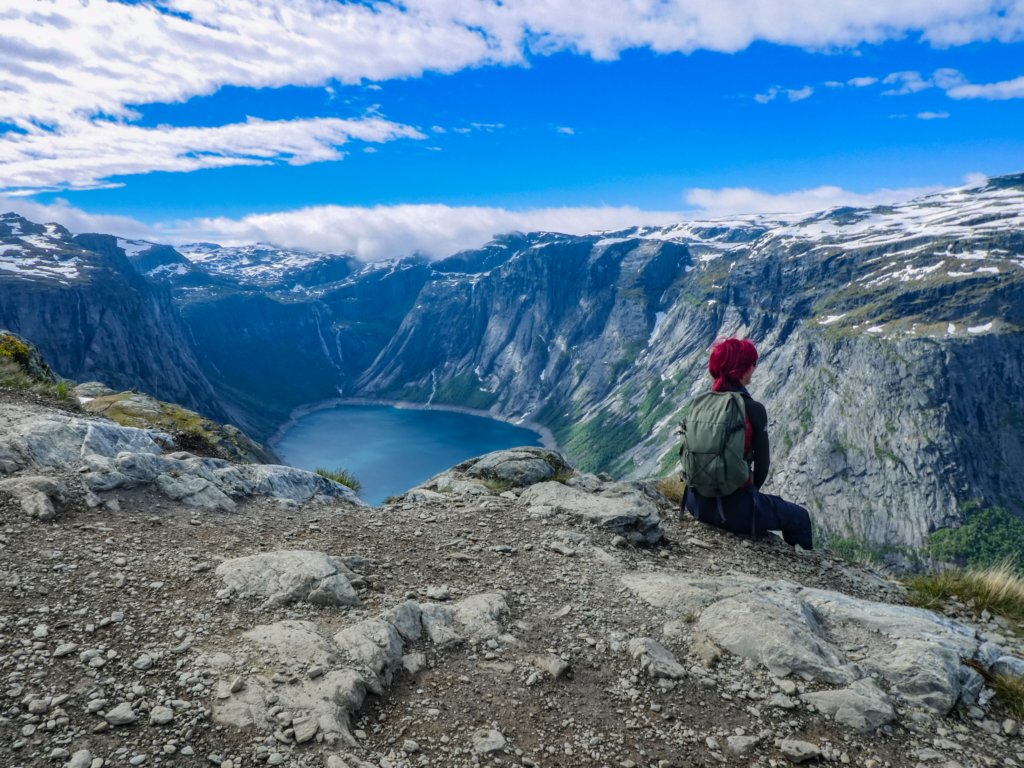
[623,571,1021,720]
[209,593,508,745]
[802,678,896,732]
[520,481,662,545]
[216,550,363,607]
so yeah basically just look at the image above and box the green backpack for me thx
[679,391,751,497]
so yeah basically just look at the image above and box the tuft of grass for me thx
[0,357,36,390]
[963,659,1024,720]
[483,477,515,495]
[905,560,1024,624]
[990,672,1024,720]
[54,379,72,399]
[550,467,575,485]
[315,466,362,494]
[655,475,686,505]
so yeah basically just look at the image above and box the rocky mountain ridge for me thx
[2,388,1024,768]
[2,175,1023,550]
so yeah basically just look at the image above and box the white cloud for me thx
[754,85,814,103]
[882,70,933,95]
[947,74,1024,99]
[4,1,1024,131]
[683,183,941,217]
[2,177,964,263]
[0,195,155,240]
[847,76,879,87]
[555,126,575,135]
[0,117,424,191]
[917,111,950,119]
[167,203,686,261]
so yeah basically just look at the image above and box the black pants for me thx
[685,487,813,550]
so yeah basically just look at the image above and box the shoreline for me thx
[268,396,561,453]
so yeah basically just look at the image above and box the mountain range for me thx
[2,174,1023,551]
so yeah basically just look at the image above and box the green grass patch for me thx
[315,466,362,494]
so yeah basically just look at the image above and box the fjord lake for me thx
[275,404,545,505]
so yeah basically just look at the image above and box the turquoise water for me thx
[275,404,544,505]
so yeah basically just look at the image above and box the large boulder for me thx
[464,447,571,487]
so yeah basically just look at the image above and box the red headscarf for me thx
[708,337,758,392]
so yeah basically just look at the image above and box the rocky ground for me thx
[2,391,1024,768]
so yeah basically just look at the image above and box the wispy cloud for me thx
[917,111,950,119]
[882,71,933,95]
[683,183,941,217]
[0,117,425,192]
[555,126,575,135]
[847,76,879,87]
[947,74,1024,100]
[754,85,814,104]
[0,196,155,241]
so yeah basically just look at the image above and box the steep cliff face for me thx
[353,180,1024,547]
[3,177,1022,547]
[0,215,229,423]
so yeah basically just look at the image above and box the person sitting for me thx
[684,337,813,551]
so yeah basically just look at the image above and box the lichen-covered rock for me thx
[79,390,276,464]
[464,447,570,487]
[0,331,56,384]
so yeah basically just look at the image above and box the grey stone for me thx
[627,638,687,679]
[464,447,566,487]
[519,480,662,545]
[801,678,896,732]
[216,550,362,607]
[238,463,363,504]
[293,717,318,744]
[992,655,1024,678]
[725,735,760,755]
[420,593,508,646]
[149,706,174,725]
[104,701,138,725]
[66,750,93,768]
[472,728,507,754]
[530,653,571,680]
[0,475,66,520]
[696,591,853,684]
[155,473,236,511]
[779,739,821,763]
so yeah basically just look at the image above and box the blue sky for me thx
[2,1,1024,259]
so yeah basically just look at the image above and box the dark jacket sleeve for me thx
[744,397,770,489]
